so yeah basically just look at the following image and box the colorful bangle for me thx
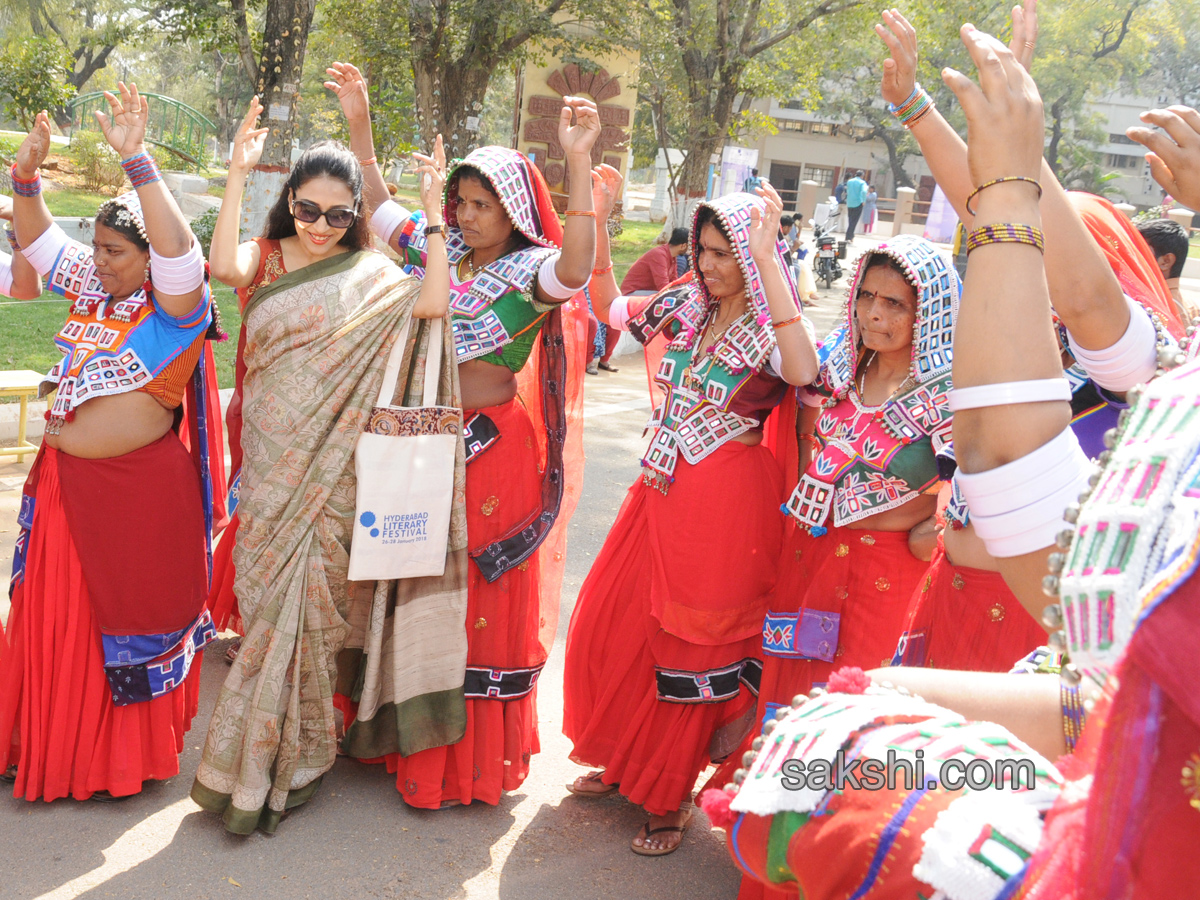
[965,176,1043,216]
[5,227,19,251]
[592,263,614,276]
[773,312,805,329]
[120,151,161,189]
[10,164,42,197]
[1060,682,1087,751]
[888,84,934,129]
[800,433,821,450]
[566,209,596,217]
[966,223,1045,254]
[359,155,377,167]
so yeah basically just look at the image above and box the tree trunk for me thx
[874,126,914,190]
[1045,95,1067,179]
[243,0,317,237]
[411,54,494,159]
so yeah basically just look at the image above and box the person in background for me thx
[862,184,878,233]
[742,167,763,194]
[779,214,819,303]
[834,173,850,233]
[844,169,869,242]
[1137,216,1196,320]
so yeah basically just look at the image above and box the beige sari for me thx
[191,250,467,833]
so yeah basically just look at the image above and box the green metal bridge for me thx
[66,92,217,171]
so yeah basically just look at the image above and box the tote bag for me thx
[348,316,459,580]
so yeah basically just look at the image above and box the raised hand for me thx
[1126,106,1200,211]
[876,9,919,107]
[1009,0,1038,71]
[95,82,148,159]
[15,110,53,178]
[559,96,601,158]
[230,96,270,174]
[0,195,11,222]
[591,164,624,220]
[942,25,1044,191]
[414,134,447,217]
[325,62,371,124]
[748,181,785,262]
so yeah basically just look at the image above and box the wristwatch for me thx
[424,223,446,237]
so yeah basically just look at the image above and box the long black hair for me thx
[262,140,372,251]
[95,201,149,251]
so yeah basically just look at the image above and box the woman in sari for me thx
[3,89,224,801]
[564,173,821,856]
[327,62,594,809]
[191,103,459,833]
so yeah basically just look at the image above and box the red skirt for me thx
[893,534,1046,672]
[563,442,785,816]
[369,398,544,808]
[735,522,930,900]
[0,446,203,801]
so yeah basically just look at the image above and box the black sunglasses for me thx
[290,198,358,229]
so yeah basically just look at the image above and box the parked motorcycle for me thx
[809,199,844,289]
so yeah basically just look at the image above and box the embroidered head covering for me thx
[1068,192,1185,339]
[785,236,960,531]
[96,190,149,245]
[817,234,960,398]
[444,147,563,249]
[689,192,805,321]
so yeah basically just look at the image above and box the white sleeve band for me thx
[766,347,783,377]
[1066,295,1159,392]
[149,239,205,294]
[607,295,633,331]
[371,199,411,244]
[948,378,1071,411]
[0,253,12,297]
[535,251,581,300]
[22,223,70,276]
[955,428,1091,558]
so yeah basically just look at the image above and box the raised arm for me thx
[748,183,819,386]
[410,149,449,319]
[943,25,1086,612]
[585,164,625,325]
[534,97,599,303]
[326,62,394,228]
[9,112,56,250]
[95,83,204,317]
[209,97,269,289]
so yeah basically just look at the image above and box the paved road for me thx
[0,249,860,900]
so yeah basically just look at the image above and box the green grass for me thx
[43,189,115,218]
[609,220,666,284]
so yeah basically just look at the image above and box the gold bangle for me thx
[565,209,596,217]
[773,312,805,329]
[965,176,1042,216]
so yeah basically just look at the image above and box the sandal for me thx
[631,809,692,857]
[566,770,618,797]
[90,790,133,803]
[0,765,16,784]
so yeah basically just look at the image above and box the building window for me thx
[1108,133,1137,145]
[809,122,834,136]
[802,165,836,189]
[1106,153,1141,169]
[781,99,804,111]
[777,119,808,132]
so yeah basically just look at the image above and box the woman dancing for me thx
[563,172,820,856]
[191,98,457,833]
[3,89,223,801]
[328,62,594,809]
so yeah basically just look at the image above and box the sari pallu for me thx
[191,250,468,834]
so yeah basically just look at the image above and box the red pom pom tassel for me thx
[698,787,738,830]
[827,666,871,694]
